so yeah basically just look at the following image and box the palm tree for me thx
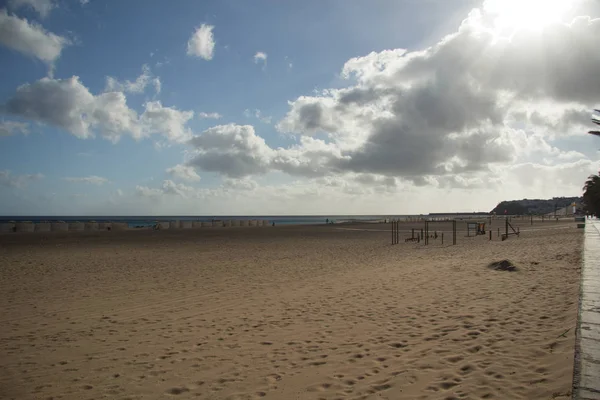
[589,109,600,136]
[583,173,600,217]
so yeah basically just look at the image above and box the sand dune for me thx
[0,221,581,399]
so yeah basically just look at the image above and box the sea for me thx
[0,214,490,228]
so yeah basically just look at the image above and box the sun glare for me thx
[483,0,575,35]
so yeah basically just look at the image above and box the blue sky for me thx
[0,0,599,215]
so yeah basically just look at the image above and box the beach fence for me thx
[154,221,170,230]
[51,222,69,232]
[0,217,277,235]
[85,222,99,231]
[501,218,520,241]
[390,220,424,245]
[68,221,85,232]
[111,222,128,231]
[15,222,34,233]
[466,222,486,237]
[180,221,193,229]
[35,222,51,232]
[424,220,456,245]
[391,220,412,244]
[0,222,15,233]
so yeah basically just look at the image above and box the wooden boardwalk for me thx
[573,220,600,399]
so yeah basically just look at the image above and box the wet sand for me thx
[0,220,581,399]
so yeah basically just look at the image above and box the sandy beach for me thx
[0,220,582,399]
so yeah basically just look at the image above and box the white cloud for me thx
[187,124,274,177]
[135,185,163,199]
[244,108,272,124]
[0,120,29,136]
[557,150,586,160]
[170,4,600,197]
[223,177,258,191]
[254,109,272,124]
[160,180,199,198]
[198,112,222,119]
[254,51,267,64]
[152,77,161,95]
[80,0,89,5]
[166,164,201,182]
[185,124,348,178]
[187,24,215,60]
[0,9,70,63]
[140,101,193,142]
[136,180,204,200]
[0,170,43,188]
[8,0,54,18]
[2,75,194,143]
[271,8,600,187]
[64,175,109,185]
[105,64,160,95]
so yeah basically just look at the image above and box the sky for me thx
[0,0,599,216]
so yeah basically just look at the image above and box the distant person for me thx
[326,218,329,224]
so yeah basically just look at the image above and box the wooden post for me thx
[396,221,399,244]
[391,220,394,245]
[506,218,509,239]
[497,227,499,237]
[421,229,423,241]
[452,220,457,245]
[489,230,492,240]
[530,215,533,225]
[441,232,444,245]
[411,228,415,239]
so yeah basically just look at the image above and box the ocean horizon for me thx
[0,214,491,228]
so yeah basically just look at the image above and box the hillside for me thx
[490,197,582,215]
